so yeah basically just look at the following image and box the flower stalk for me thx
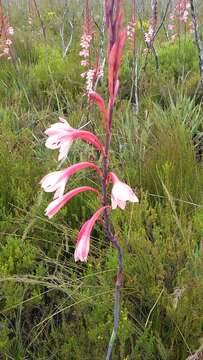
[102,1,128,358]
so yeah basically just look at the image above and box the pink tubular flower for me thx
[40,162,102,199]
[74,206,109,262]
[45,117,104,160]
[45,117,74,160]
[108,17,127,105]
[45,186,97,219]
[89,91,107,124]
[109,172,139,210]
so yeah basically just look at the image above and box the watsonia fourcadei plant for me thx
[40,0,139,358]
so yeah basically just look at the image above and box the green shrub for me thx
[13,35,39,65]
[28,44,83,110]
[140,38,199,104]
[141,104,203,204]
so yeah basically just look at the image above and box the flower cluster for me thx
[144,25,154,46]
[0,6,14,60]
[127,0,137,43]
[41,117,138,262]
[144,1,157,54]
[79,0,95,95]
[81,68,95,94]
[80,30,94,94]
[80,33,92,67]
[81,65,104,95]
[168,0,193,41]
[80,0,104,96]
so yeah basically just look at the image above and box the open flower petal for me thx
[45,118,104,160]
[41,162,101,199]
[109,172,139,210]
[58,139,73,161]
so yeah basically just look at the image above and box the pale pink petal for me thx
[45,118,104,159]
[53,178,67,199]
[45,135,62,149]
[116,198,126,210]
[45,119,73,136]
[129,191,139,203]
[40,169,70,199]
[58,139,73,161]
[112,183,135,202]
[58,117,72,127]
[40,171,64,192]
[111,194,126,210]
[109,172,139,210]
[111,194,118,209]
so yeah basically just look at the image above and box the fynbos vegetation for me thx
[0,0,203,359]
